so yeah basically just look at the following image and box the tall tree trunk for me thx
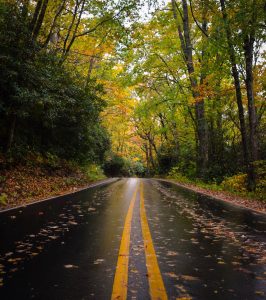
[85,56,96,89]
[244,35,258,161]
[158,113,168,141]
[43,0,66,48]
[220,0,255,190]
[171,0,208,178]
[29,0,43,34]
[32,0,49,42]
[143,144,150,176]
[60,0,86,64]
[149,141,156,170]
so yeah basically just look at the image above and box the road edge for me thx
[0,177,119,214]
[154,178,266,216]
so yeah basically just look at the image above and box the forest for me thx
[0,0,265,207]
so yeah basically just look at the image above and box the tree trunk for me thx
[220,0,255,190]
[197,2,209,177]
[171,0,208,178]
[61,0,85,64]
[29,0,42,34]
[244,35,258,162]
[85,56,96,89]
[32,0,49,42]
[149,141,156,170]
[43,0,66,48]
[143,144,150,176]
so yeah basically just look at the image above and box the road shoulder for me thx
[0,178,118,213]
[156,178,266,215]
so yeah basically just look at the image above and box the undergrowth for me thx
[167,161,266,201]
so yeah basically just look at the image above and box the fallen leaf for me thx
[180,275,200,281]
[64,264,78,269]
[88,207,96,212]
[165,272,179,279]
[93,259,105,265]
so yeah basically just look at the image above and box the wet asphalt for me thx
[0,178,266,299]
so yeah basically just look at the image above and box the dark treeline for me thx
[0,1,110,165]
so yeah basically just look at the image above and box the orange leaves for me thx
[0,162,92,211]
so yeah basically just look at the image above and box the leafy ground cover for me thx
[165,167,266,213]
[0,154,105,211]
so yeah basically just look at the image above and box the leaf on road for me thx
[255,291,264,296]
[93,259,105,265]
[166,251,179,256]
[68,221,78,225]
[88,207,96,212]
[165,272,179,279]
[64,264,78,269]
[180,275,200,281]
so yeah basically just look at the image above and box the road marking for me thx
[140,181,168,300]
[111,185,138,300]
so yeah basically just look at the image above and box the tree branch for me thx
[189,0,209,38]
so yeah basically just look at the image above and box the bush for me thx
[84,164,105,181]
[103,153,126,177]
[167,166,191,183]
[221,173,247,193]
[0,193,7,205]
[253,160,266,195]
[221,161,266,195]
[132,161,146,177]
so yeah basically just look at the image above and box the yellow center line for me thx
[111,185,138,300]
[140,181,168,300]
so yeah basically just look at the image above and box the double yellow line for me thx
[111,181,167,300]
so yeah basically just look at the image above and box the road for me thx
[0,178,266,299]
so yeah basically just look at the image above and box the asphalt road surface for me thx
[0,178,266,299]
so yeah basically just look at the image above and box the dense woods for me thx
[0,0,265,205]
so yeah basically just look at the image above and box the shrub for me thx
[103,153,126,177]
[253,160,266,195]
[167,166,191,183]
[0,193,7,205]
[221,173,247,192]
[85,164,105,181]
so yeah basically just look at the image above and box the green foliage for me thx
[221,174,248,193]
[253,161,266,196]
[167,167,192,184]
[0,193,7,205]
[221,161,266,197]
[0,1,110,165]
[0,0,265,200]
[103,152,146,177]
[132,161,146,177]
[103,153,127,177]
[83,164,106,181]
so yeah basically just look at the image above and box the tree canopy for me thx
[0,0,265,190]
